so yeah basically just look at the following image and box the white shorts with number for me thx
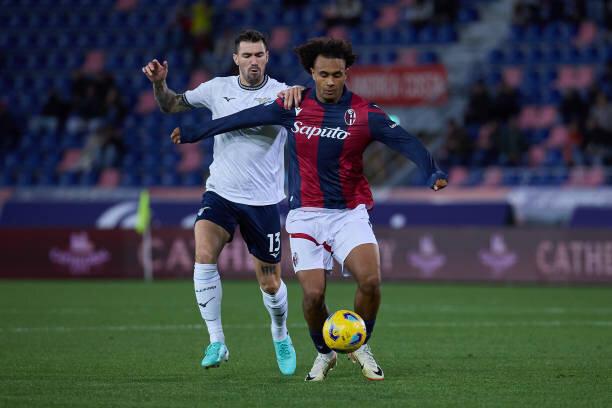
[285,205,378,275]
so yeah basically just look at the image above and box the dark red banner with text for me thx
[348,64,448,106]
[1,228,611,283]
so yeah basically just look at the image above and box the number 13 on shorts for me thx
[267,232,281,253]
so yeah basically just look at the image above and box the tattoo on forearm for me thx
[260,265,276,275]
[153,81,190,113]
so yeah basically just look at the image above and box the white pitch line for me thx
[384,304,612,315]
[1,320,612,334]
[3,305,612,316]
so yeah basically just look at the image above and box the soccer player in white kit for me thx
[142,30,301,375]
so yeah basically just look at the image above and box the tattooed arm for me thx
[142,59,192,113]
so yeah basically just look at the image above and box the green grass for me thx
[1,280,611,407]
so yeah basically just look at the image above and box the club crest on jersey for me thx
[344,109,356,126]
[255,97,272,105]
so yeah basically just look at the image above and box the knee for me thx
[357,273,381,296]
[302,286,325,310]
[195,248,217,264]
[259,275,281,294]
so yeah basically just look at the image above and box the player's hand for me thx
[432,178,448,191]
[170,127,181,144]
[428,170,448,191]
[142,59,168,83]
[278,86,305,110]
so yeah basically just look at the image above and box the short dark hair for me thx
[234,29,268,53]
[294,37,357,73]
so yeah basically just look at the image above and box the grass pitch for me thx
[1,280,611,407]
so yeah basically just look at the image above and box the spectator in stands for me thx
[491,81,520,123]
[491,118,527,166]
[30,89,71,133]
[322,0,362,29]
[585,91,612,164]
[0,101,22,154]
[606,0,612,29]
[98,126,125,169]
[104,88,127,128]
[471,122,498,166]
[439,119,473,166]
[185,0,214,68]
[403,0,434,28]
[512,1,539,26]
[65,71,124,135]
[564,119,585,165]
[433,0,458,24]
[560,89,589,128]
[283,0,307,7]
[464,80,492,125]
[168,4,193,50]
[75,125,125,171]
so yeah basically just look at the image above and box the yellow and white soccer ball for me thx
[322,309,367,353]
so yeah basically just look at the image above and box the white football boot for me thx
[304,351,337,382]
[348,343,384,380]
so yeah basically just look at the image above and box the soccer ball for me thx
[322,310,366,353]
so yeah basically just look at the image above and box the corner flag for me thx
[135,189,151,234]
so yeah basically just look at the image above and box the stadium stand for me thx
[0,0,610,188]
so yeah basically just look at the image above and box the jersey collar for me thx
[237,75,269,91]
[309,86,352,105]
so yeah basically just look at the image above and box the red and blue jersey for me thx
[182,87,444,210]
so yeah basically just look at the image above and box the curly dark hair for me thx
[294,37,357,73]
[234,29,268,53]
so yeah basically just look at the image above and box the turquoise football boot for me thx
[201,342,229,369]
[273,335,296,375]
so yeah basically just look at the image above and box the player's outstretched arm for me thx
[171,99,288,144]
[142,59,191,114]
[369,110,448,191]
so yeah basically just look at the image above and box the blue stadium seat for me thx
[182,172,202,187]
[141,173,161,187]
[120,173,141,187]
[37,172,58,186]
[418,51,439,64]
[458,7,479,23]
[58,171,79,186]
[15,171,36,187]
[161,172,180,186]
[0,172,15,187]
[436,25,458,43]
[417,25,436,44]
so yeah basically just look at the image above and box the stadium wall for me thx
[1,228,611,283]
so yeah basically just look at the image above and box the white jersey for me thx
[183,75,288,205]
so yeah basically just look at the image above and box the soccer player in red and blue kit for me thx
[171,37,448,381]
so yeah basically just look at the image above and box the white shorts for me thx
[285,205,378,276]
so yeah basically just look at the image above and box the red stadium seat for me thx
[177,144,203,173]
[98,168,121,188]
[546,125,568,148]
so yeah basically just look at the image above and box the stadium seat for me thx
[546,126,568,148]
[375,5,400,29]
[481,167,503,186]
[503,67,523,88]
[57,149,82,172]
[574,21,597,46]
[448,166,469,186]
[98,168,121,187]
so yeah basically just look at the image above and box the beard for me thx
[243,66,263,85]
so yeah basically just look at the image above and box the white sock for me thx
[261,280,288,341]
[194,263,224,344]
